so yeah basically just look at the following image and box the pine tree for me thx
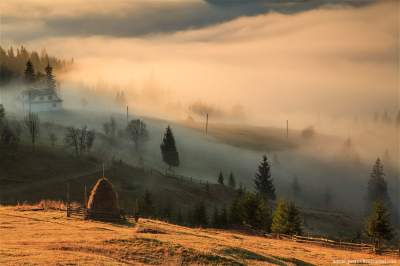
[160,126,179,170]
[24,60,35,84]
[254,155,276,200]
[218,171,224,185]
[242,193,271,231]
[365,201,393,249]
[271,199,302,236]
[291,176,301,199]
[228,172,236,189]
[192,201,208,227]
[0,104,5,123]
[367,158,390,211]
[45,63,56,91]
[229,194,245,226]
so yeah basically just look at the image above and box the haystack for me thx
[87,177,120,220]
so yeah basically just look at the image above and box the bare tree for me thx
[64,127,80,156]
[64,126,95,156]
[126,119,148,150]
[49,132,58,147]
[24,112,39,146]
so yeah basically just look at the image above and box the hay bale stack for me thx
[87,177,120,220]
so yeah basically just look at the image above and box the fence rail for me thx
[67,205,126,222]
[275,233,399,256]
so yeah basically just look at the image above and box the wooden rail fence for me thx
[274,234,399,256]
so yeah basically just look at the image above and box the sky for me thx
[0,0,398,126]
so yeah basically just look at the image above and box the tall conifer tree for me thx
[254,155,276,200]
[160,126,179,170]
[228,172,236,189]
[366,201,393,249]
[218,171,224,185]
[24,60,35,84]
[45,63,56,91]
[367,158,390,211]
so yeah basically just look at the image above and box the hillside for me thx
[0,144,236,213]
[0,144,369,241]
[0,207,396,265]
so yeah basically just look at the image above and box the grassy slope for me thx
[0,144,365,240]
[0,145,236,212]
[184,121,300,152]
[0,207,395,266]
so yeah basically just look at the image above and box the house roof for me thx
[22,88,63,103]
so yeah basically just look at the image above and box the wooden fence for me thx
[67,205,127,222]
[274,233,399,256]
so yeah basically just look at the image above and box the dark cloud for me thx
[2,0,375,42]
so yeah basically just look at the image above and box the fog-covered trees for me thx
[367,158,390,211]
[254,155,276,200]
[271,199,302,236]
[126,119,148,150]
[64,126,95,156]
[365,201,393,249]
[291,176,301,199]
[228,172,236,189]
[0,45,69,85]
[49,132,58,147]
[24,60,35,84]
[160,126,179,170]
[218,171,224,185]
[103,117,117,139]
[24,113,39,146]
[45,63,57,91]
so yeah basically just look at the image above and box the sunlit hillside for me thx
[0,207,397,266]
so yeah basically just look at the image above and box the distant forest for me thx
[0,45,72,85]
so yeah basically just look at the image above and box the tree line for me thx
[0,45,71,85]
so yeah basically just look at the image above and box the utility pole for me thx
[126,105,129,126]
[205,113,209,135]
[66,183,70,217]
[286,120,289,139]
[84,184,87,208]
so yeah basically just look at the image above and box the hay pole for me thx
[66,183,71,217]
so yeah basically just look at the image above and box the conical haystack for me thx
[87,177,120,220]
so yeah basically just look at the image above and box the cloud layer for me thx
[1,0,398,127]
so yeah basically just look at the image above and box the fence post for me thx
[66,183,71,217]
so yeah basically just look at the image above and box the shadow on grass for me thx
[222,247,315,266]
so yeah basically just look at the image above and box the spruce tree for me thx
[160,126,179,170]
[254,155,276,200]
[229,194,245,226]
[218,171,224,185]
[24,60,35,84]
[192,201,208,227]
[271,199,302,236]
[228,172,236,189]
[45,63,56,91]
[367,158,390,211]
[366,201,393,249]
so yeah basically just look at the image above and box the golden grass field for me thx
[0,206,397,266]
